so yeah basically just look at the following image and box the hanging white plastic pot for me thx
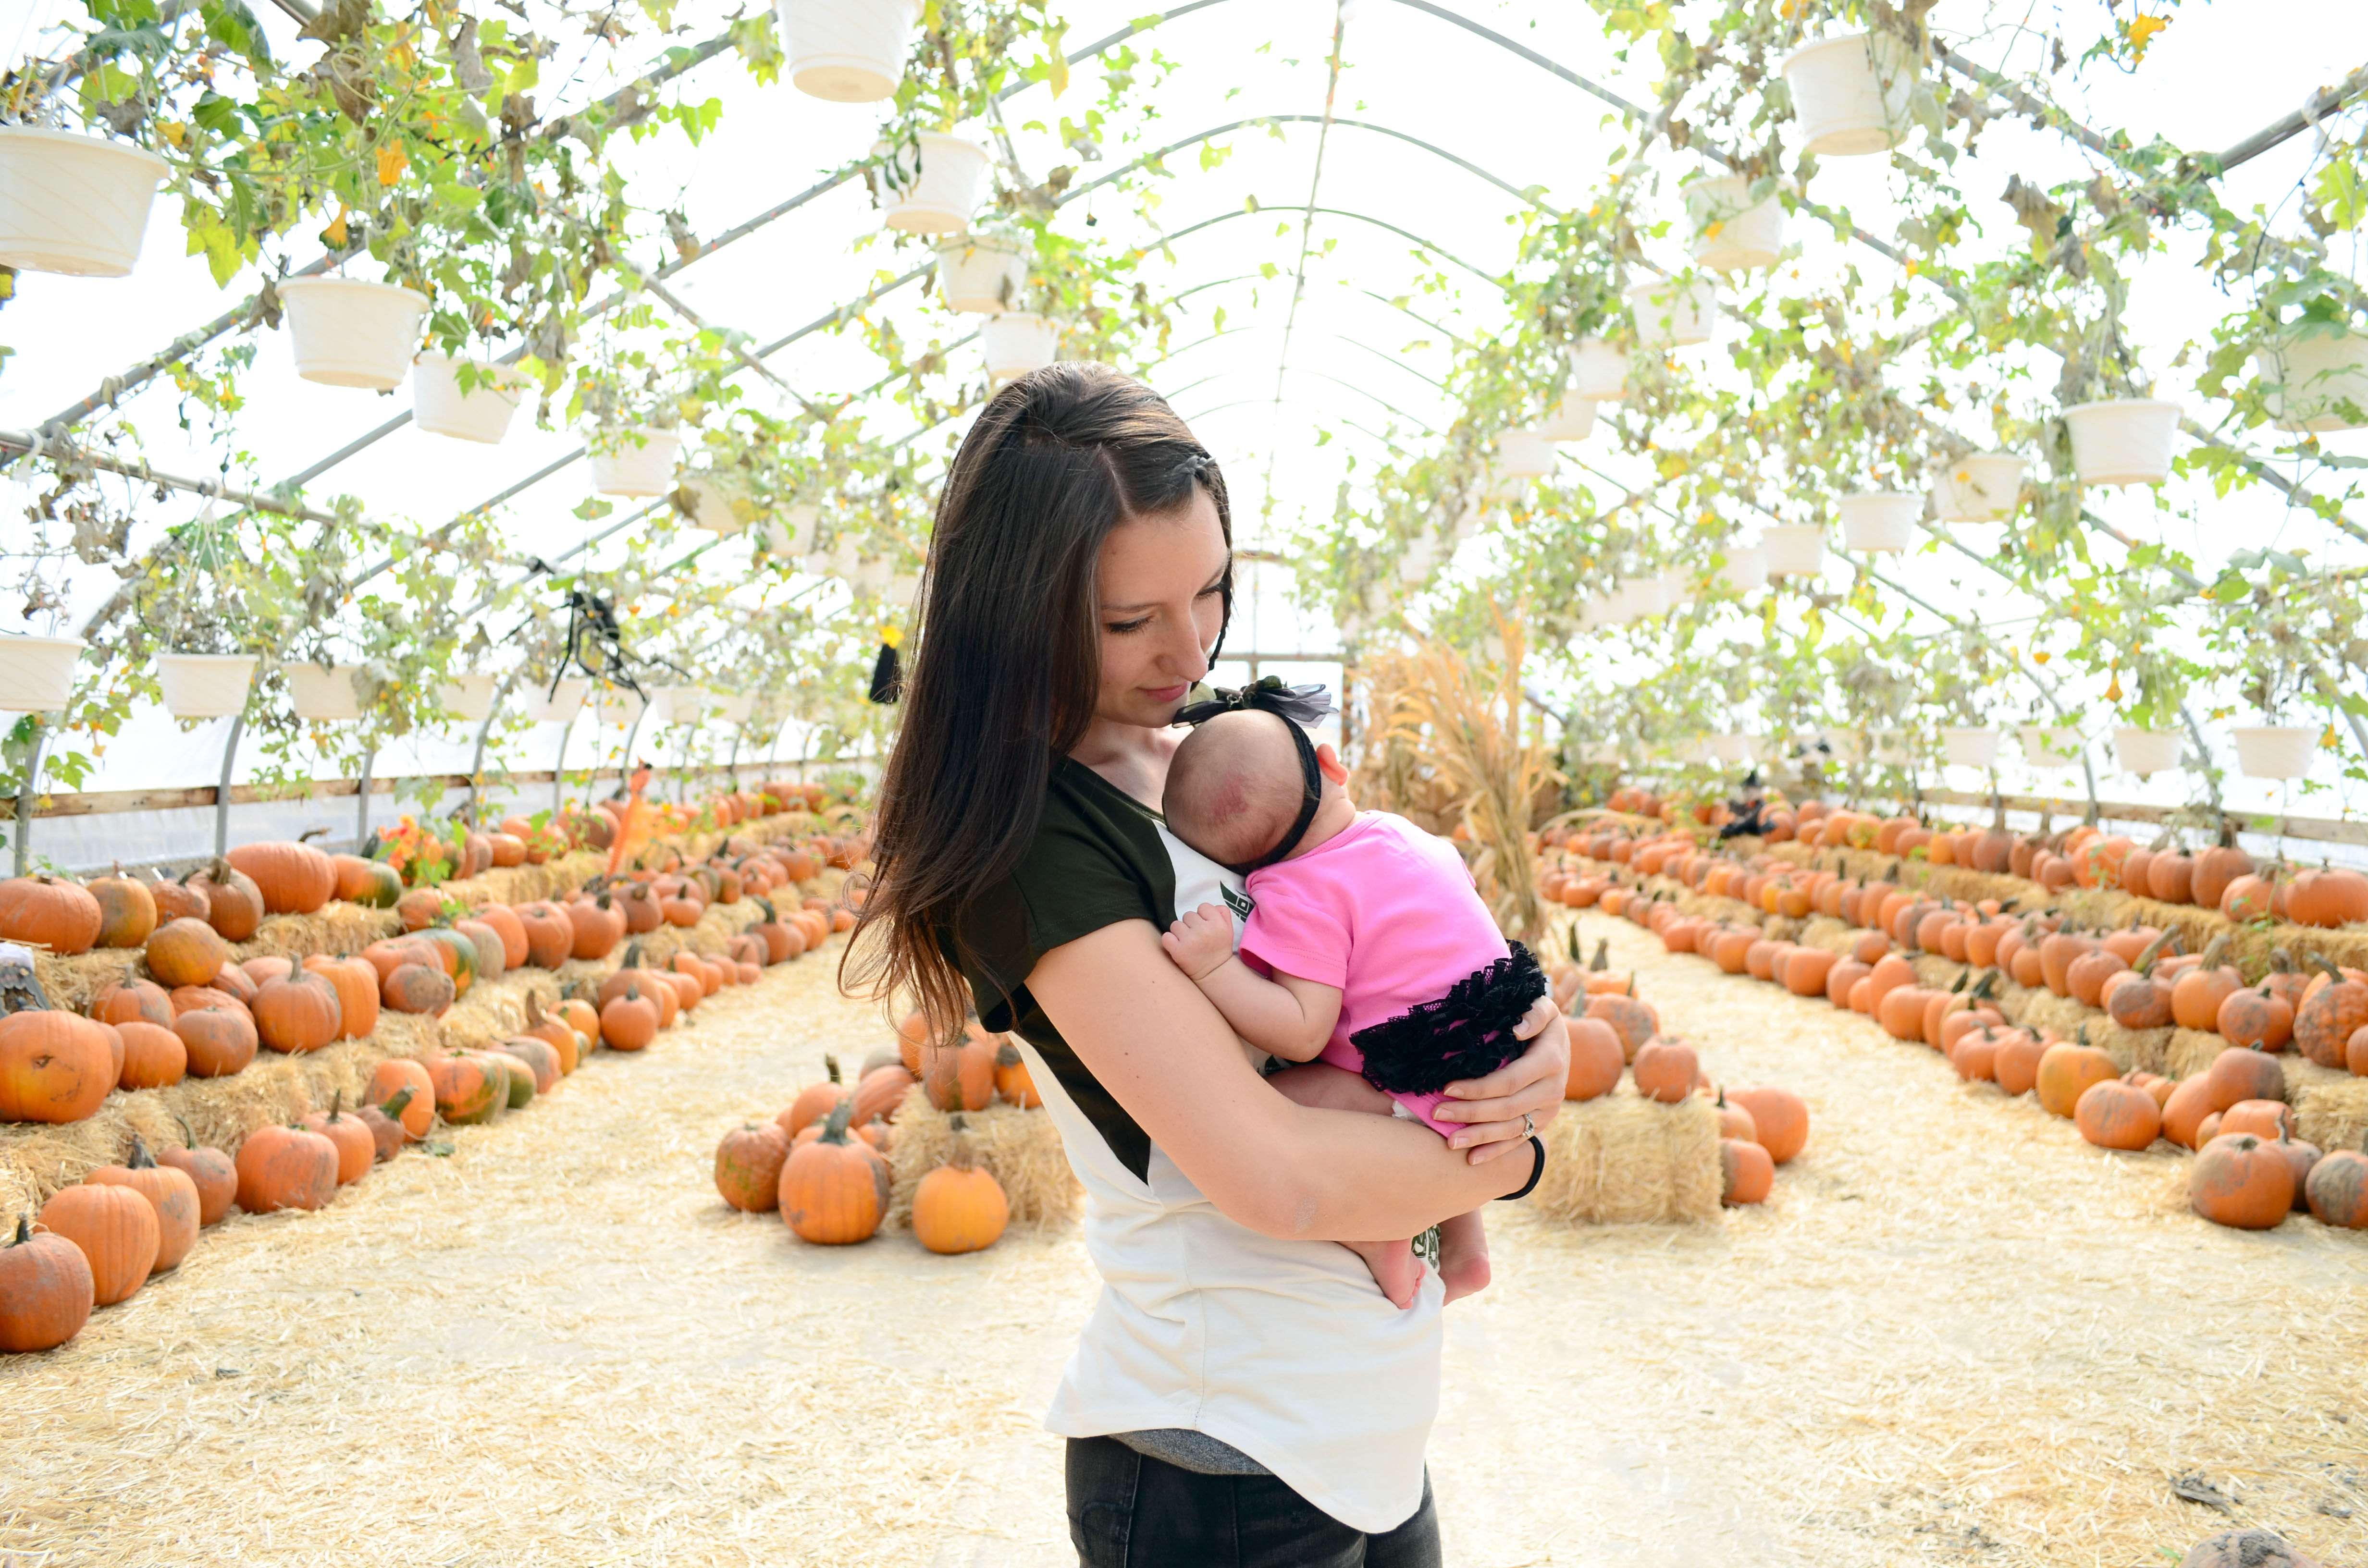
[1758,525,1826,577]
[0,127,168,278]
[2112,727,2182,777]
[1707,733,1749,763]
[1626,276,1718,351]
[1818,727,1864,762]
[1577,593,1611,631]
[286,662,368,722]
[2231,725,2316,780]
[2063,399,2182,487]
[155,654,257,720]
[2253,333,2368,432]
[1494,428,1556,478]
[1540,394,1597,442]
[1781,31,1921,158]
[1658,568,1695,610]
[0,635,85,713]
[1717,545,1767,594]
[589,686,645,728]
[438,674,497,723]
[277,277,429,392]
[777,0,919,102]
[887,574,921,608]
[1683,174,1785,272]
[1837,491,1921,552]
[589,427,683,498]
[709,690,755,724]
[1929,453,2026,523]
[936,232,1030,314]
[677,474,745,534]
[2018,724,2083,771]
[516,677,589,724]
[1623,576,1669,621]
[654,685,707,725]
[882,132,991,236]
[1567,337,1628,401]
[1940,726,1998,770]
[413,354,528,444]
[980,311,1061,380]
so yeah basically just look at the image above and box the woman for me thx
[848,363,1569,1566]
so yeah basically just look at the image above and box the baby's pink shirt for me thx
[1237,810,1513,1136]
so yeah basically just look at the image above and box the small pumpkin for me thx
[331,854,403,908]
[491,1036,561,1096]
[716,1122,793,1213]
[600,984,663,1051]
[157,1119,237,1225]
[396,888,445,931]
[515,902,574,968]
[303,955,379,1040]
[2073,1078,2162,1152]
[2283,865,2368,929]
[2161,1075,2219,1150]
[381,962,456,1017]
[1719,1137,1774,1205]
[778,1099,890,1245]
[173,1004,258,1078]
[474,905,530,970]
[0,1010,117,1124]
[783,1056,849,1137]
[1725,1085,1809,1164]
[145,916,230,989]
[2218,1099,2295,1141]
[2292,955,2368,1069]
[224,840,338,914]
[86,871,158,949]
[114,1019,186,1090]
[922,1033,998,1113]
[299,1093,376,1184]
[2216,985,2294,1052]
[1630,1039,1697,1103]
[90,976,173,1029]
[39,1181,159,1305]
[428,1052,508,1126]
[0,874,104,955]
[366,1058,437,1139]
[853,1063,917,1125]
[235,1124,340,1213]
[2304,1139,2368,1229]
[184,860,263,942]
[86,1136,200,1272]
[253,971,344,1054]
[2035,1038,2120,1119]
[912,1116,1011,1254]
[2188,1133,2294,1229]
[2204,1046,2285,1112]
[520,993,580,1073]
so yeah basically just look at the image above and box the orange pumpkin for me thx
[2035,1040,2119,1119]
[715,1122,792,1212]
[173,1005,258,1078]
[253,971,344,1054]
[0,1010,117,1124]
[185,861,263,941]
[923,1033,999,1113]
[0,874,104,955]
[0,1213,95,1350]
[1725,1084,1809,1164]
[1720,1137,1774,1205]
[428,1051,508,1125]
[599,984,662,1051]
[145,916,230,989]
[2217,986,2294,1052]
[235,1125,340,1213]
[778,1100,890,1244]
[87,872,158,949]
[224,840,338,914]
[332,853,403,907]
[114,1019,186,1090]
[2189,1133,2294,1229]
[2305,1143,2368,1228]
[911,1124,1010,1254]
[85,1136,200,1273]
[1631,1039,1697,1103]
[2074,1078,2162,1151]
[1563,1018,1624,1102]
[2294,959,2368,1069]
[300,1094,377,1184]
[303,955,379,1040]
[854,1063,918,1125]
[381,962,456,1017]
[39,1181,159,1304]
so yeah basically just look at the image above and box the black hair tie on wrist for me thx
[1173,675,1335,875]
[1498,1136,1546,1202]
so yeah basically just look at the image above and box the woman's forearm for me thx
[1195,956,1329,1061]
[1262,1100,1534,1240]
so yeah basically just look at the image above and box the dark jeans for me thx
[1067,1436,1442,1568]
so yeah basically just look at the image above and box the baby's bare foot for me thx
[1439,1248,1491,1305]
[1347,1238,1427,1309]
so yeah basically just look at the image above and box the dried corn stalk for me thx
[1354,619,1561,943]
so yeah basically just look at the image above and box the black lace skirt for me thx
[1348,942,1547,1098]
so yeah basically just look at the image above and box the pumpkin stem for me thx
[127,1134,155,1169]
[326,1089,344,1123]
[380,1086,415,1120]
[173,1112,197,1149]
[2200,932,2230,970]
[824,1053,842,1084]
[2307,952,2343,983]
[817,1094,855,1146]
[10,1213,34,1247]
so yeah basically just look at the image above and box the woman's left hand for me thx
[1432,995,1567,1163]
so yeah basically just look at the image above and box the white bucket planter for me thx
[1929,453,2026,522]
[1717,545,1767,594]
[1657,568,1695,610]
[438,674,497,723]
[1540,394,1597,441]
[277,277,429,392]
[589,686,645,728]
[887,574,921,608]
[882,132,990,236]
[2063,400,2181,487]
[1707,733,1751,763]
[413,354,527,444]
[1619,577,1669,622]
[517,677,588,724]
[2112,727,2182,777]
[0,128,168,278]
[1941,726,1998,769]
[1837,491,1921,552]
[1759,524,1826,577]
[1684,174,1785,272]
[286,662,367,722]
[1577,594,1611,631]
[2254,334,2368,432]
[678,475,744,534]
[1626,276,1718,350]
[589,427,682,498]
[155,654,256,719]
[980,311,1061,380]
[777,0,918,101]
[654,685,706,725]
[0,635,84,713]
[2231,725,2316,780]
[710,691,755,724]
[936,233,1030,313]
[1818,727,1864,761]
[1873,730,1911,766]
[1782,32,1920,158]
[1567,337,1628,401]
[1495,428,1557,478]
[2018,724,2083,771]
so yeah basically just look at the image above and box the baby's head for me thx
[1164,709,1340,870]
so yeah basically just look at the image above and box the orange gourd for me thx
[235,1125,340,1213]
[2074,1078,2162,1151]
[911,1117,1011,1254]
[715,1122,792,1213]
[114,1019,186,1090]
[39,1181,159,1304]
[995,1041,1044,1107]
[85,1136,199,1273]
[1725,1084,1808,1164]
[2035,1039,2119,1118]
[778,1100,890,1244]
[0,1010,117,1124]
[2189,1134,2294,1229]
[0,1214,95,1351]
[1563,1018,1625,1102]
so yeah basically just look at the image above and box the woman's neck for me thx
[1070,715,1184,810]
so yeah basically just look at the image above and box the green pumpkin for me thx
[352,861,404,909]
[421,927,478,997]
[434,1052,507,1125]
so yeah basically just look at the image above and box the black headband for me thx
[1175,676,1336,875]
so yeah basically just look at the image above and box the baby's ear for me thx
[1315,742,1349,786]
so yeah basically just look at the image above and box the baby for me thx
[1159,696,1544,1309]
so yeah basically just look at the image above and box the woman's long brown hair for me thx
[842,363,1232,1042]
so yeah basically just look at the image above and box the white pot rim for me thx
[2063,398,2182,416]
[0,124,169,172]
[278,275,430,307]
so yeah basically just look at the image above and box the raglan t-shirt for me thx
[950,755,1443,1534]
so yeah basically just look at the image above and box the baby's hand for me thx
[1161,902,1235,982]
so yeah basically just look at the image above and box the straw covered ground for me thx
[4,909,2365,1565]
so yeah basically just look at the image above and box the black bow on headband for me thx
[1175,676,1337,874]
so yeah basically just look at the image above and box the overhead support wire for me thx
[0,427,343,526]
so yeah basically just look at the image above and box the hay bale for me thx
[1532,1092,1719,1225]
[1910,954,1962,990]
[2094,1019,2175,1076]
[2293,1071,2368,1155]
[885,1089,1078,1229]
[2017,992,2096,1044]
[2163,1028,2234,1082]
[1797,916,1856,957]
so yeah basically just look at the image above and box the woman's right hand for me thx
[1430,995,1567,1164]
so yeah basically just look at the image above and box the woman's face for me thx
[1094,485,1230,731]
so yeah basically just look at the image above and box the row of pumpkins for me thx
[0,847,851,1353]
[1593,788,2368,930]
[1542,943,1808,1207]
[0,822,853,1122]
[713,1012,1045,1255]
[1539,819,2368,1235]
